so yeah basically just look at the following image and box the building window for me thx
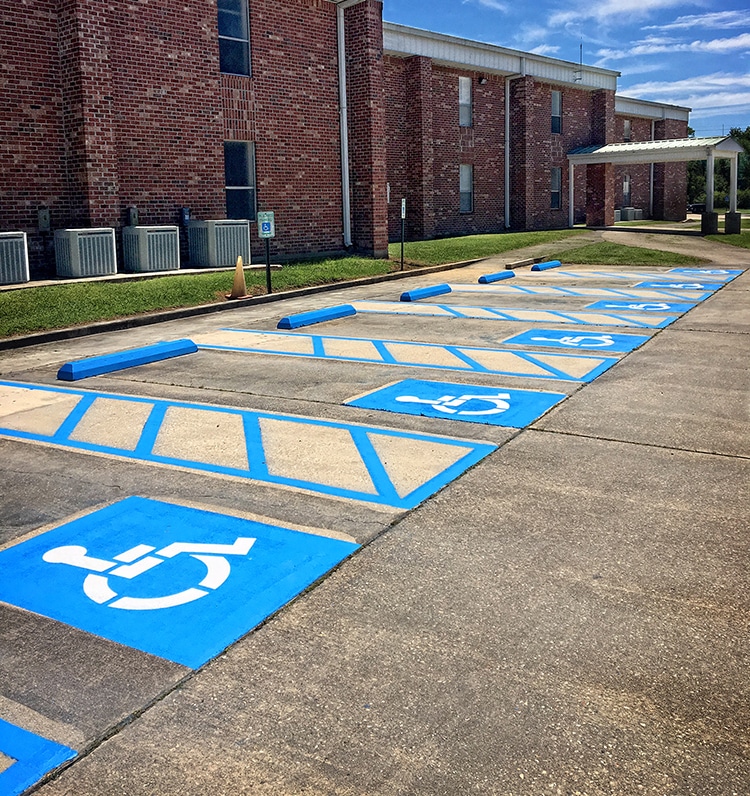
[460,164,473,212]
[459,76,472,127]
[551,167,562,210]
[623,119,632,141]
[623,173,632,207]
[218,0,251,76]
[224,141,256,219]
[551,90,562,134]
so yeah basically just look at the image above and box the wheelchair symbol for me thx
[395,392,511,416]
[530,334,615,348]
[42,537,256,611]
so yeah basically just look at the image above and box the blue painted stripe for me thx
[52,393,97,441]
[478,270,515,284]
[400,284,452,302]
[531,260,562,271]
[0,718,76,796]
[57,339,197,381]
[0,381,496,510]
[348,427,401,505]
[277,304,356,329]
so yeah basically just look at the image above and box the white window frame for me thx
[459,76,472,127]
[224,141,256,220]
[551,90,562,134]
[460,164,474,213]
[218,0,251,76]
[551,167,562,210]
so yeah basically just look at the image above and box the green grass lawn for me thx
[0,257,392,339]
[706,231,750,249]
[388,229,584,265]
[548,241,707,266]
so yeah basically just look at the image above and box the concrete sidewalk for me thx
[1,246,748,795]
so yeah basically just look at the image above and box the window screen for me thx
[551,90,562,134]
[551,167,562,210]
[460,164,474,213]
[459,77,472,127]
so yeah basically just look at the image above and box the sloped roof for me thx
[568,136,744,165]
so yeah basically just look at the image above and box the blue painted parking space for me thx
[634,281,721,291]
[502,329,651,353]
[194,329,619,381]
[347,379,566,428]
[0,718,76,796]
[668,268,743,280]
[0,381,496,510]
[0,497,359,669]
[586,300,696,313]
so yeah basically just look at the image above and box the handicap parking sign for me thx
[0,497,357,669]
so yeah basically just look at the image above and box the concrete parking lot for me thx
[0,240,748,795]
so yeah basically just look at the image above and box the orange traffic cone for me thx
[227,255,248,299]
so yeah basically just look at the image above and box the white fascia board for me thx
[568,137,743,165]
[383,22,619,90]
[616,95,691,122]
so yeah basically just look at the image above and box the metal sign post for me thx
[257,211,276,294]
[400,199,406,271]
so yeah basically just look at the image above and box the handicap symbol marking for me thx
[43,537,256,610]
[634,281,720,291]
[586,300,695,314]
[502,329,650,353]
[347,380,567,428]
[0,718,76,796]
[0,497,359,668]
[669,268,742,280]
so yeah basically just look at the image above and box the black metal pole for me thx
[265,238,272,294]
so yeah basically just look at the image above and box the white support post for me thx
[568,162,575,228]
[729,153,738,213]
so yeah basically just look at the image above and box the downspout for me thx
[504,57,525,229]
[336,3,352,247]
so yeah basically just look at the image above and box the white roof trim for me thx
[383,22,619,91]
[568,136,743,165]
[616,95,691,123]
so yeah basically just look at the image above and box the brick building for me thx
[0,0,689,278]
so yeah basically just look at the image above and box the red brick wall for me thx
[653,118,688,220]
[238,0,344,259]
[345,0,388,257]
[0,0,68,273]
[384,56,408,239]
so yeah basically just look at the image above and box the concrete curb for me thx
[0,258,486,351]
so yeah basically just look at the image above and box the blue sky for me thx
[383,0,750,137]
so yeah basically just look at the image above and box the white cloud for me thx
[596,32,750,61]
[462,0,509,11]
[621,72,750,118]
[528,44,561,56]
[644,10,750,31]
[549,0,693,27]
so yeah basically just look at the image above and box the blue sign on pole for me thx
[502,329,651,353]
[586,300,695,313]
[347,379,566,428]
[0,497,358,669]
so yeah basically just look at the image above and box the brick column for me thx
[509,76,535,230]
[653,118,688,221]
[405,56,435,239]
[58,0,119,226]
[345,0,389,257]
[586,163,615,226]
[584,89,616,227]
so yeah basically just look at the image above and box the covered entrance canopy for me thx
[567,136,745,229]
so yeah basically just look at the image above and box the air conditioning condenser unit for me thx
[55,228,117,277]
[0,231,30,285]
[123,226,180,272]
[187,220,250,268]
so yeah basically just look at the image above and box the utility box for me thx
[187,220,250,268]
[54,228,117,277]
[0,231,30,285]
[122,226,180,272]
